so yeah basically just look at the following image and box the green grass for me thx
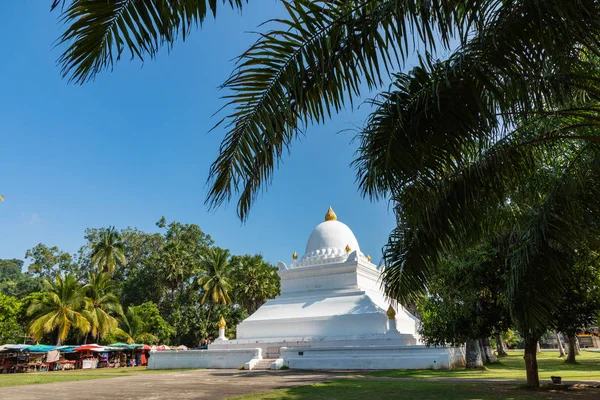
[0,366,193,387]
[370,350,600,381]
[233,379,600,400]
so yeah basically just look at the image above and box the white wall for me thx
[147,348,261,370]
[280,345,465,370]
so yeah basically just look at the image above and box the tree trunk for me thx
[575,336,581,355]
[479,337,498,364]
[536,341,541,353]
[466,339,484,369]
[524,337,540,389]
[495,332,508,357]
[83,332,89,345]
[566,334,577,363]
[555,331,565,357]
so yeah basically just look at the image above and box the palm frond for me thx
[207,0,482,220]
[56,0,246,83]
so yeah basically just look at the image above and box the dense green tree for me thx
[25,244,77,279]
[91,227,126,275]
[0,259,40,298]
[134,301,174,344]
[83,272,123,343]
[230,254,280,314]
[0,293,24,344]
[27,273,90,345]
[554,255,600,364]
[418,242,510,368]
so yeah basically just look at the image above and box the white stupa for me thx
[150,208,465,370]
[231,206,419,344]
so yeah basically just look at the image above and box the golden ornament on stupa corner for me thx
[292,251,298,260]
[345,244,351,253]
[325,206,337,221]
[386,305,396,320]
[367,255,371,262]
[218,316,226,329]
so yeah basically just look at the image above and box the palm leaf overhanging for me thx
[53,0,247,84]
[206,0,482,219]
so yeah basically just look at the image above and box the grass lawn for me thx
[0,366,192,387]
[233,379,600,400]
[370,350,600,381]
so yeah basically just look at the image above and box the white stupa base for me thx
[214,328,229,342]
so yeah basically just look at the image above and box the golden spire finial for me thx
[345,244,351,253]
[387,305,396,320]
[218,316,226,329]
[325,206,337,222]
[292,251,298,260]
[367,254,372,262]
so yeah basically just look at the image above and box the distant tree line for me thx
[0,218,280,347]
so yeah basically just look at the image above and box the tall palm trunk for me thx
[555,331,565,357]
[495,331,508,357]
[466,339,483,369]
[524,337,540,389]
[566,334,577,363]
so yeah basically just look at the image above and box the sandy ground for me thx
[1,369,350,400]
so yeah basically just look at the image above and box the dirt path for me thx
[1,369,350,400]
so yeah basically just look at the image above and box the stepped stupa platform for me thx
[149,208,465,370]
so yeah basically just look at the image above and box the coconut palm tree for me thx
[27,273,90,345]
[198,248,233,305]
[83,272,123,342]
[116,307,158,345]
[91,227,126,275]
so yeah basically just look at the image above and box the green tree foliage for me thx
[0,294,24,344]
[230,254,280,314]
[0,259,40,298]
[91,227,126,275]
[25,244,76,279]
[554,253,600,363]
[27,273,90,345]
[419,243,510,345]
[116,302,173,345]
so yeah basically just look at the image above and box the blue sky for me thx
[0,2,413,268]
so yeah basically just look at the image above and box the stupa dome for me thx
[300,207,361,262]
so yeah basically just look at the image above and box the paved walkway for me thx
[1,369,351,400]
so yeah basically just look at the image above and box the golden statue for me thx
[367,255,371,262]
[292,251,298,260]
[325,206,337,221]
[217,316,226,329]
[345,244,351,253]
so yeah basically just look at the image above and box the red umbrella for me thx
[142,344,150,351]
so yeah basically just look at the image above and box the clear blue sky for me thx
[0,2,413,268]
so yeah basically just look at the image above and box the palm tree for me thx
[91,227,126,275]
[0,195,4,203]
[27,273,90,345]
[53,0,600,388]
[160,241,190,303]
[231,255,280,314]
[198,248,233,306]
[83,272,123,342]
[116,307,158,345]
